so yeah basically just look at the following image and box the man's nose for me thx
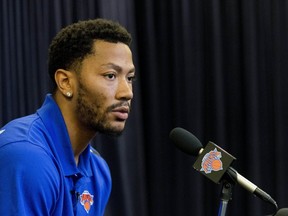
[116,78,133,100]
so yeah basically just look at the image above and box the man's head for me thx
[48,18,132,88]
[49,19,135,136]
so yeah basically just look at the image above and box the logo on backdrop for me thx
[200,148,223,174]
[80,190,94,213]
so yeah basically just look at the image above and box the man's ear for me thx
[54,69,75,98]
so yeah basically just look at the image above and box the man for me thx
[0,18,135,215]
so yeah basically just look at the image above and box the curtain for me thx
[1,0,287,215]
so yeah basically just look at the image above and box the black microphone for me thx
[169,127,278,209]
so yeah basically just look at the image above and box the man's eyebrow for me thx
[101,63,135,73]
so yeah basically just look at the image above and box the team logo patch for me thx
[200,148,223,174]
[80,190,94,213]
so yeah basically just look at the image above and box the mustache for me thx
[107,101,131,112]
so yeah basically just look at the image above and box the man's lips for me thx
[111,106,130,120]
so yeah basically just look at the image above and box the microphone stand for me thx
[218,177,236,216]
[217,171,279,216]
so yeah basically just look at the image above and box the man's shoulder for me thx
[0,139,63,215]
[0,114,48,148]
[89,146,111,179]
[0,139,56,170]
[0,138,62,192]
[90,147,101,156]
[0,115,58,177]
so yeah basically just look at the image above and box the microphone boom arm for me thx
[226,167,278,211]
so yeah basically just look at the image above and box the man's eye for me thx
[105,74,116,80]
[127,75,136,83]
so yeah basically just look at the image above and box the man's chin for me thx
[97,124,125,137]
[99,129,124,137]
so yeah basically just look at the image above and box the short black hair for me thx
[48,18,132,87]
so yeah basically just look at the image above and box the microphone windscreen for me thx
[169,127,203,156]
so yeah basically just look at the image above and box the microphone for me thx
[273,208,288,216]
[169,127,278,209]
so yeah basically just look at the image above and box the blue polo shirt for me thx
[0,94,112,215]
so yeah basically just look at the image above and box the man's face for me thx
[75,40,135,136]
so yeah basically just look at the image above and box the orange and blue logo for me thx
[200,148,223,174]
[80,190,94,213]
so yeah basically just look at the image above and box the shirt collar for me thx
[37,94,92,177]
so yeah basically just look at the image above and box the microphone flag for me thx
[193,141,236,184]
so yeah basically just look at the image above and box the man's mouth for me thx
[111,106,129,120]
